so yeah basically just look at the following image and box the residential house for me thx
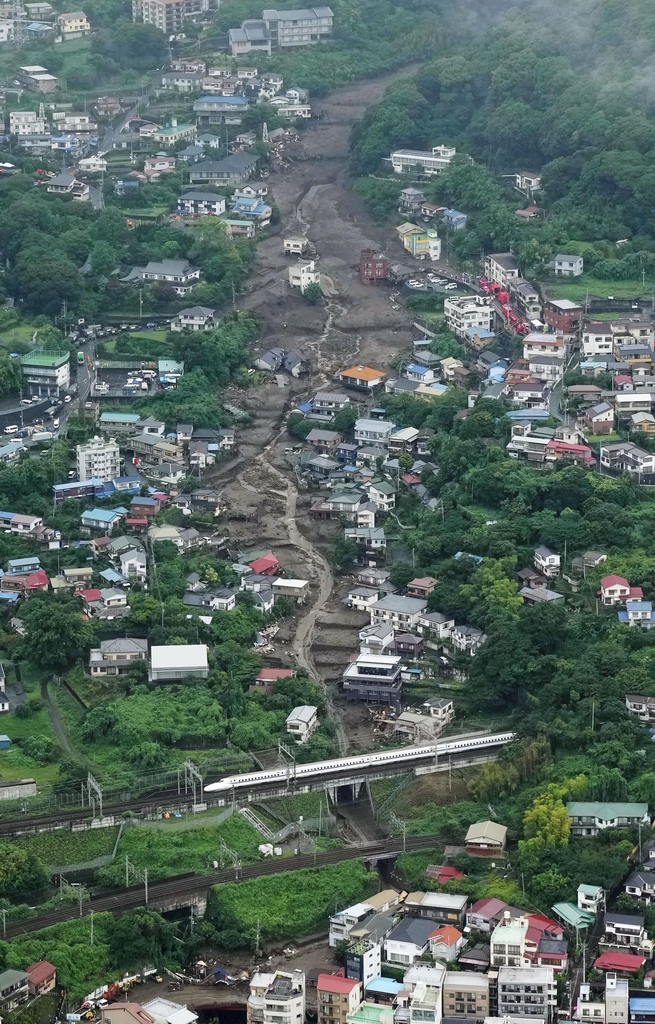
[566,802,650,837]
[171,305,217,332]
[522,331,565,359]
[429,926,465,962]
[578,884,605,914]
[384,918,436,965]
[451,624,486,655]
[0,970,29,1011]
[187,153,258,185]
[534,546,560,577]
[626,694,655,723]
[632,412,655,433]
[122,259,200,295]
[551,254,584,276]
[601,441,655,479]
[407,577,437,599]
[465,820,507,854]
[466,898,510,934]
[177,192,226,217]
[579,401,615,436]
[285,704,318,743]
[289,260,320,292]
[80,507,124,533]
[397,222,441,261]
[89,638,148,677]
[367,480,396,512]
[600,913,652,956]
[25,961,56,997]
[354,419,394,446]
[370,595,427,630]
[598,575,643,605]
[624,869,655,903]
[338,366,386,391]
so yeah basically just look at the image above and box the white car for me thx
[64,395,72,403]
[443,282,458,290]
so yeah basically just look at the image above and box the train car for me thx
[204,731,515,793]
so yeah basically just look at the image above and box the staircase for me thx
[239,806,274,840]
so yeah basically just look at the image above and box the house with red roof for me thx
[26,962,56,996]
[599,576,643,606]
[593,951,645,973]
[249,666,293,696]
[78,588,103,604]
[248,552,280,576]
[317,974,362,1024]
[466,897,509,932]
[428,924,465,961]
[425,864,464,885]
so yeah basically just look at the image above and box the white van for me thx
[4,424,18,434]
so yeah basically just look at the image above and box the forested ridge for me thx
[351,0,655,250]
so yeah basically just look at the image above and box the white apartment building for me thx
[484,253,520,288]
[0,21,14,42]
[390,145,456,176]
[262,6,333,47]
[497,967,557,1023]
[76,438,120,482]
[10,111,46,135]
[247,972,305,1024]
[132,0,213,34]
[330,902,377,947]
[370,595,427,629]
[403,964,445,1024]
[444,295,494,338]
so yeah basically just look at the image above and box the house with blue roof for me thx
[618,599,655,628]
[6,557,41,575]
[231,194,272,226]
[99,567,129,586]
[405,364,435,385]
[80,508,125,534]
[442,209,467,230]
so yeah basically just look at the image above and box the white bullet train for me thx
[205,731,515,793]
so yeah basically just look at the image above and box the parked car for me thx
[4,424,18,434]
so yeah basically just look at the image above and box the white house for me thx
[390,145,456,176]
[354,419,394,446]
[285,704,318,743]
[289,260,320,293]
[534,546,560,577]
[370,595,427,630]
[384,917,437,964]
[451,624,486,655]
[552,254,583,277]
[170,306,217,332]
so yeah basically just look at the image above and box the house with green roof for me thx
[21,350,70,397]
[566,802,649,837]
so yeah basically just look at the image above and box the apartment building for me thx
[600,913,652,956]
[522,331,565,359]
[443,972,489,1019]
[317,976,362,1024]
[132,0,213,33]
[342,652,402,706]
[250,972,305,1024]
[262,6,333,46]
[370,595,427,630]
[77,438,120,482]
[390,145,456,177]
[484,253,520,289]
[491,915,530,967]
[497,967,557,1022]
[354,418,394,446]
[566,801,649,837]
[444,295,494,338]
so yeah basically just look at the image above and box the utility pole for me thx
[1,908,6,938]
[90,910,94,945]
[144,868,148,905]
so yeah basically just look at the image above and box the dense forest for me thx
[351,0,655,262]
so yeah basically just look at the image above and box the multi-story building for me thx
[626,693,655,723]
[551,254,583,277]
[342,652,402,706]
[21,351,70,398]
[0,970,29,1011]
[9,111,46,135]
[370,595,427,630]
[390,145,456,176]
[122,259,200,295]
[360,249,389,286]
[497,967,557,1022]
[354,418,394,446]
[511,279,542,320]
[533,547,560,578]
[444,295,494,338]
[397,223,441,261]
[401,964,445,1024]
[484,253,520,289]
[582,323,613,357]
[247,972,305,1024]
[544,298,582,334]
[133,0,214,33]
[522,331,565,359]
[442,972,489,1019]
[77,438,120,482]
[262,6,333,46]
[56,11,91,37]
[491,915,530,967]
[317,975,362,1024]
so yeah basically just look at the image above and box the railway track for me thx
[4,834,443,939]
